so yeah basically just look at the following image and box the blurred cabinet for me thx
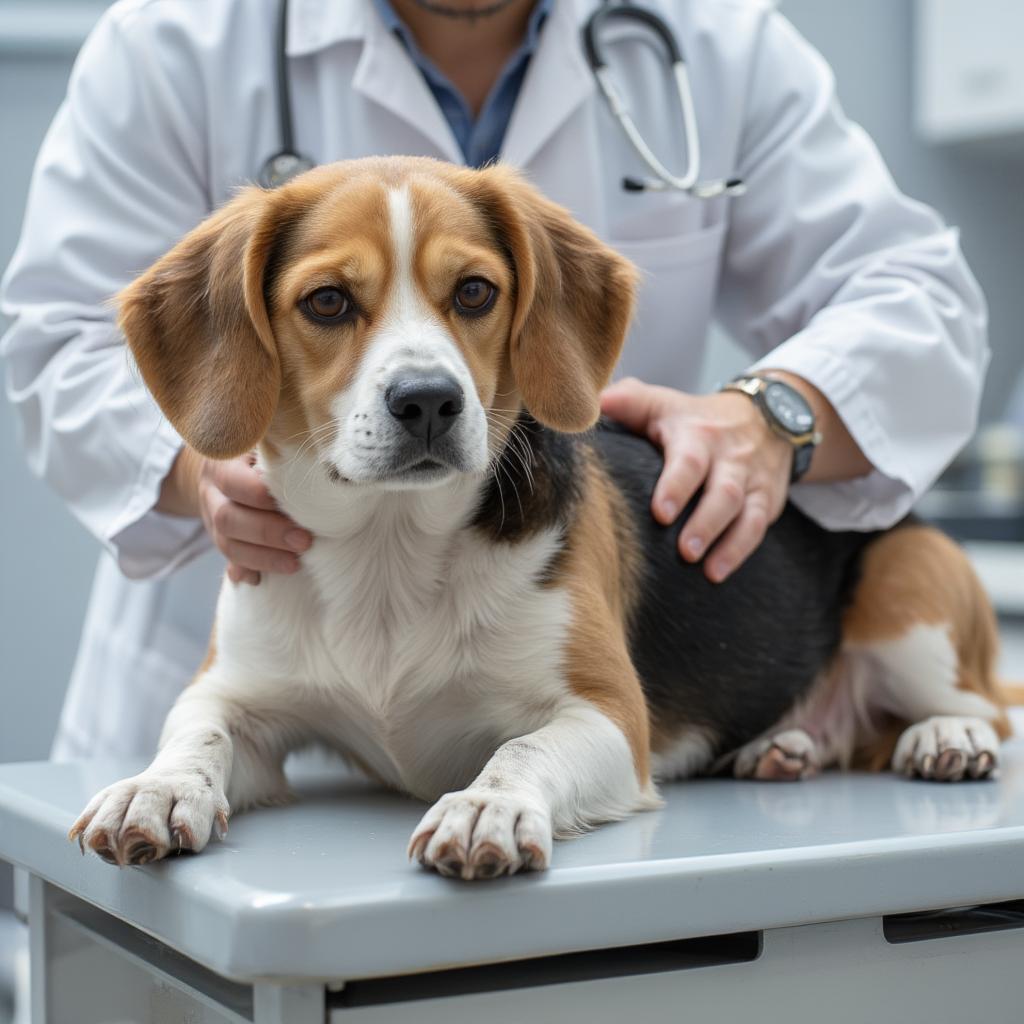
[916,0,1024,144]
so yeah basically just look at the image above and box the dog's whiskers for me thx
[281,421,342,503]
[486,412,535,498]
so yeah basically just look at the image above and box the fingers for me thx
[606,385,792,581]
[652,443,710,525]
[221,538,301,577]
[600,378,674,437]
[677,466,746,562]
[211,495,311,554]
[207,456,279,512]
[199,455,313,583]
[227,565,261,587]
[703,496,772,583]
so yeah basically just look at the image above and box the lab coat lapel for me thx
[288,0,462,164]
[501,0,596,169]
[352,10,464,165]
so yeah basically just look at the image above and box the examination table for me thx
[1,747,1022,1023]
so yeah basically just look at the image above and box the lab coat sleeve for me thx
[0,6,214,578]
[715,11,988,531]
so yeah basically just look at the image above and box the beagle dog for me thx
[71,157,1010,880]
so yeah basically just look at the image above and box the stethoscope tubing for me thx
[583,0,745,197]
[260,0,744,198]
[258,0,315,188]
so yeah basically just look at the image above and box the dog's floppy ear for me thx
[472,166,638,433]
[118,186,287,459]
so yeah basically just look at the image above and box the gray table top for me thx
[2,749,1024,984]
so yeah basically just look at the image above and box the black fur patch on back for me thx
[468,413,582,547]
[591,419,877,757]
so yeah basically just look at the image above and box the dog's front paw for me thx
[68,771,230,866]
[893,716,1000,782]
[408,790,552,880]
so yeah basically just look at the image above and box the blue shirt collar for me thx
[370,0,552,166]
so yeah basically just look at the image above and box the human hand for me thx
[196,454,313,585]
[600,378,792,583]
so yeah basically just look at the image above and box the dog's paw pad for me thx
[735,728,819,782]
[893,716,1000,782]
[408,790,552,881]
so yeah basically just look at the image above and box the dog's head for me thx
[120,157,637,491]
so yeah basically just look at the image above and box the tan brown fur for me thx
[264,170,396,457]
[118,187,283,459]
[555,453,651,783]
[842,525,1011,766]
[453,165,640,434]
[194,634,218,682]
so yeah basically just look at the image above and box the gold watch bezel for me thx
[721,376,821,448]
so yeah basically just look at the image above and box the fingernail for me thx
[709,560,730,581]
[661,500,679,521]
[285,529,311,552]
[685,537,704,558]
[277,556,299,574]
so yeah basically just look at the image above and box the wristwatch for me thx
[721,375,821,483]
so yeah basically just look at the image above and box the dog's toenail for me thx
[128,842,156,864]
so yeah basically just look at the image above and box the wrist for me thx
[157,447,204,517]
[758,369,872,483]
[722,373,819,483]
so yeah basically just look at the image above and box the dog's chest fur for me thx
[213,490,572,800]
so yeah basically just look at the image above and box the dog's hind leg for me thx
[840,525,1010,780]
[732,525,1011,783]
[733,728,821,781]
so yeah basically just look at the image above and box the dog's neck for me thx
[257,412,582,550]
[468,413,582,543]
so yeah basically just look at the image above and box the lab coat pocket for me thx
[611,222,728,391]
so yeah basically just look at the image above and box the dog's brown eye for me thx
[304,287,351,322]
[454,278,497,317]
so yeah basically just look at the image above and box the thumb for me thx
[599,377,667,437]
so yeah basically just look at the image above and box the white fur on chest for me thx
[213,475,572,798]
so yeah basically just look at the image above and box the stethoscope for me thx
[583,0,745,197]
[258,0,316,188]
[259,0,745,200]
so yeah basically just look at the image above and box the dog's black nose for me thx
[385,375,465,441]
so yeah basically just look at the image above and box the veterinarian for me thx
[1,0,987,761]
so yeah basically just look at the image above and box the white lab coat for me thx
[1,0,988,760]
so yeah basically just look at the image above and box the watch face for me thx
[764,382,814,436]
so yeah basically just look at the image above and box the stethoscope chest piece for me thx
[258,151,317,190]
